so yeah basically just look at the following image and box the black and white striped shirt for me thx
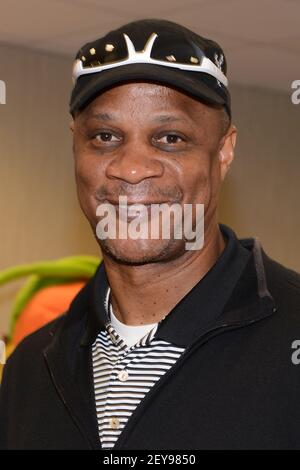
[92,287,185,449]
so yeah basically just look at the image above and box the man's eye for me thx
[157,134,184,144]
[93,132,120,143]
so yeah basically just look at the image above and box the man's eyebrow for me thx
[88,112,117,121]
[151,114,190,123]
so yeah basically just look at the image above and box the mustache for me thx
[95,182,183,204]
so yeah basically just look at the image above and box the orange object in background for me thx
[12,281,86,346]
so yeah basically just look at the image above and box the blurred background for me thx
[0,0,299,336]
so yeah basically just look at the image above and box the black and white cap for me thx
[69,19,231,118]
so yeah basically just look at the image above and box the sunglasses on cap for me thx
[72,31,228,88]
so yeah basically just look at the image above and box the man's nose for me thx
[105,143,164,184]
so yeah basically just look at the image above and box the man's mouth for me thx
[99,199,178,224]
[112,202,170,222]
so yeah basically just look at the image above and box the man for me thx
[0,18,300,450]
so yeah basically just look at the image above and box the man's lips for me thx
[97,199,177,222]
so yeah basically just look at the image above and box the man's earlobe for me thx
[69,120,74,132]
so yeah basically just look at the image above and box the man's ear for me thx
[219,124,237,181]
[69,119,74,132]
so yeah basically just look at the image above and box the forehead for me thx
[78,81,216,124]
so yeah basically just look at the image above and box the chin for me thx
[98,238,186,265]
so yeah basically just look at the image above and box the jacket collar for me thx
[154,230,277,346]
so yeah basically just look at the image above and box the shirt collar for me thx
[104,287,159,348]
[80,224,267,348]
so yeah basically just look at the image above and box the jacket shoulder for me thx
[3,314,66,371]
[263,250,300,289]
[262,249,300,312]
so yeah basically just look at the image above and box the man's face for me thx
[71,81,235,264]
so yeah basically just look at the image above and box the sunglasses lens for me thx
[78,34,129,69]
[150,31,205,66]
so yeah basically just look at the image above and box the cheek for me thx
[74,151,106,219]
[178,154,213,204]
[74,151,104,192]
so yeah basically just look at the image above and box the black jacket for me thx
[0,225,300,450]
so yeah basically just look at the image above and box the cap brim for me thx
[70,63,228,115]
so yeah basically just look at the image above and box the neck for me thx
[102,222,226,326]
